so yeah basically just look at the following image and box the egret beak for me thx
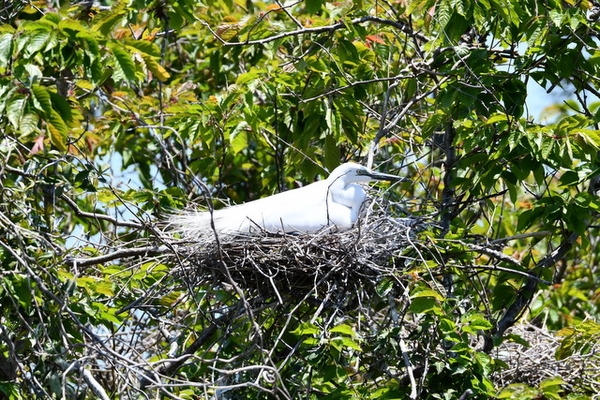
[358,169,411,183]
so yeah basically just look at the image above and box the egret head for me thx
[329,162,407,184]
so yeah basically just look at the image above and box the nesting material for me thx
[493,323,600,393]
[166,198,425,299]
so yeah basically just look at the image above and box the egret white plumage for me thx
[169,162,406,238]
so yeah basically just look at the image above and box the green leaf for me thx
[47,109,68,133]
[539,376,565,400]
[574,129,600,149]
[412,288,444,301]
[305,0,325,13]
[93,5,127,36]
[23,64,43,82]
[58,18,88,34]
[330,324,355,337]
[323,135,341,171]
[236,69,261,86]
[6,96,25,129]
[409,296,440,314]
[93,281,115,297]
[0,32,13,68]
[496,383,537,398]
[485,113,508,125]
[461,313,493,333]
[31,84,53,115]
[124,39,161,57]
[76,31,100,60]
[306,55,328,73]
[230,124,248,154]
[23,31,50,57]
[291,322,321,336]
[336,336,362,351]
[41,12,61,25]
[539,376,565,389]
[49,91,75,126]
[20,113,39,136]
[517,207,543,231]
[437,0,453,31]
[109,42,137,82]
[47,110,69,151]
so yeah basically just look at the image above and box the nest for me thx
[493,323,600,393]
[168,200,426,302]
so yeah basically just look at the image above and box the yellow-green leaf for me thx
[93,5,127,35]
[330,324,355,337]
[141,53,170,81]
[20,113,39,136]
[291,322,321,336]
[230,125,248,154]
[125,39,161,57]
[411,288,444,301]
[47,112,68,151]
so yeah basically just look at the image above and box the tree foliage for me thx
[1,0,600,398]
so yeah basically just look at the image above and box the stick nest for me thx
[167,199,426,300]
[493,323,600,393]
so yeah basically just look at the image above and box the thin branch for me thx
[273,0,303,29]
[490,231,551,245]
[487,231,580,352]
[69,245,168,267]
[368,72,454,161]
[454,263,551,285]
[399,338,418,400]
[461,242,522,267]
[82,368,110,400]
[0,240,161,390]
[197,15,427,46]
[140,310,236,389]
[4,164,146,230]
[300,72,412,103]
[60,194,145,230]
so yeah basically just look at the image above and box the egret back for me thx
[168,162,388,238]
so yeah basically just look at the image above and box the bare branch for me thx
[69,245,169,267]
[60,194,145,230]
[454,263,551,285]
[461,242,522,267]
[82,368,110,400]
[490,231,551,244]
[300,72,413,103]
[197,15,427,46]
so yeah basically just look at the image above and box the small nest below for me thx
[493,323,600,393]
[167,202,428,301]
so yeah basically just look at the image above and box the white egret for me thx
[169,162,406,238]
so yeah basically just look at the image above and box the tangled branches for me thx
[170,206,423,302]
[493,323,600,394]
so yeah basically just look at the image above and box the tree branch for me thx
[68,245,169,267]
[486,231,580,352]
[198,15,427,46]
[60,194,145,230]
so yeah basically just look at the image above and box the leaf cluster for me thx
[1,0,600,398]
